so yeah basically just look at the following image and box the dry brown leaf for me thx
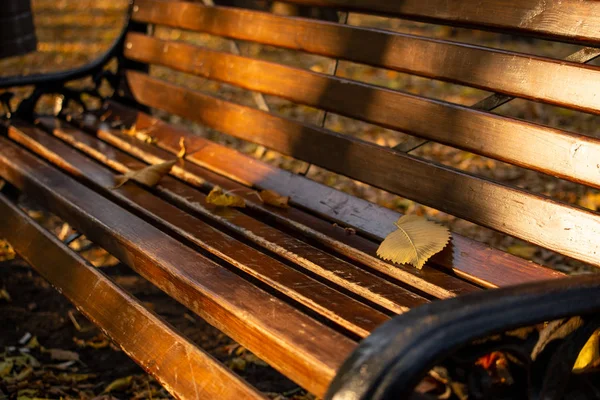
[531,317,583,360]
[259,189,289,208]
[46,348,80,362]
[121,123,156,144]
[112,160,176,189]
[376,215,450,269]
[206,186,246,208]
[177,137,186,158]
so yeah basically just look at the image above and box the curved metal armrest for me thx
[326,274,600,400]
[0,0,134,90]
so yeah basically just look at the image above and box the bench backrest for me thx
[122,0,600,270]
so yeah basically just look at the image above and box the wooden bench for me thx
[2,0,600,398]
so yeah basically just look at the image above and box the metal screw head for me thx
[133,5,139,12]
[126,42,132,49]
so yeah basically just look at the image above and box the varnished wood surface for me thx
[125,33,600,186]
[71,115,479,299]
[129,6,600,114]
[124,71,600,269]
[0,194,265,400]
[255,0,600,44]
[0,136,356,397]
[98,102,566,289]
[14,119,415,332]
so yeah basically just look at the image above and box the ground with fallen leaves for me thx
[2,0,600,398]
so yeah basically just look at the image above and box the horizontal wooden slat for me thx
[124,70,600,269]
[132,0,600,114]
[0,136,355,397]
[0,195,265,400]
[94,102,564,289]
[71,115,482,298]
[14,119,421,324]
[273,0,600,44]
[126,33,600,186]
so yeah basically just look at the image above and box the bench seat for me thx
[2,0,600,398]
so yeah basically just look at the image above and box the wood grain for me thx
[124,71,600,269]
[263,0,600,44]
[13,119,415,331]
[125,33,600,186]
[128,6,600,114]
[0,136,356,397]
[98,101,566,289]
[0,194,265,400]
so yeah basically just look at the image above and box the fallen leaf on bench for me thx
[258,189,289,208]
[206,186,246,208]
[112,160,177,189]
[376,215,450,269]
[177,137,186,158]
[574,329,600,371]
[121,123,156,144]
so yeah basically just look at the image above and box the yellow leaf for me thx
[206,186,246,208]
[259,190,289,208]
[376,215,450,269]
[0,361,13,377]
[112,160,176,189]
[103,375,133,393]
[574,330,600,371]
[177,137,186,158]
[507,245,537,259]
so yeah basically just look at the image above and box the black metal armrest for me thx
[326,274,600,400]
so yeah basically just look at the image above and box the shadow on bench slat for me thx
[0,136,354,397]
[0,194,265,400]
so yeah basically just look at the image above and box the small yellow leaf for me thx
[177,137,186,158]
[574,330,600,371]
[259,190,289,208]
[103,375,133,393]
[206,186,246,208]
[112,160,176,189]
[507,245,537,259]
[377,215,450,269]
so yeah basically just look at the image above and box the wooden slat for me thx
[132,1,600,114]
[0,136,355,397]
[12,120,418,327]
[124,70,600,269]
[267,0,600,44]
[98,101,566,289]
[70,115,480,299]
[0,195,265,400]
[125,33,600,186]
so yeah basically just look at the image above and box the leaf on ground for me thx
[574,330,600,371]
[0,360,13,377]
[0,287,11,302]
[112,160,176,189]
[206,186,246,208]
[103,375,133,393]
[531,317,584,360]
[46,348,80,362]
[376,215,450,269]
[177,137,186,158]
[259,190,289,208]
[0,239,16,262]
[507,245,537,259]
[25,336,40,349]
